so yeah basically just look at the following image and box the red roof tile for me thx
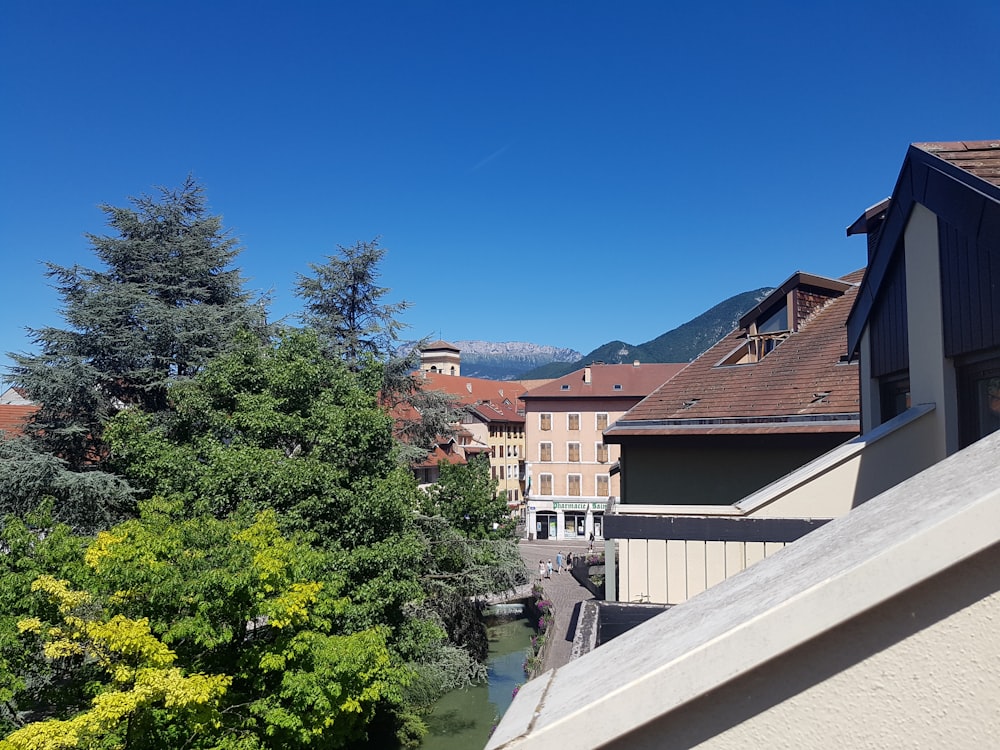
[607,271,863,436]
[521,363,686,400]
[417,372,527,422]
[0,405,37,438]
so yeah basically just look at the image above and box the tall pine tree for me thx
[9,176,267,470]
[294,237,409,362]
[294,239,460,461]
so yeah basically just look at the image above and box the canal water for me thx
[421,616,535,749]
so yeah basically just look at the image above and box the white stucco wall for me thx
[904,202,958,457]
[611,542,1000,749]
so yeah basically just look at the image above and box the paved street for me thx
[517,538,596,673]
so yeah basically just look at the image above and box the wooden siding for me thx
[794,288,834,330]
[869,247,909,377]
[618,538,788,605]
[939,213,1000,358]
[609,514,831,604]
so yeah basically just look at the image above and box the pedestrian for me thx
[588,531,595,552]
[546,559,553,578]
[566,551,573,570]
[538,559,546,580]
[555,551,563,574]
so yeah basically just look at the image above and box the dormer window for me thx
[757,302,788,334]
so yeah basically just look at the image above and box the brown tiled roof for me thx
[418,371,526,422]
[521,363,686,400]
[421,339,459,352]
[914,140,1000,189]
[413,438,469,468]
[607,270,864,437]
[0,405,37,438]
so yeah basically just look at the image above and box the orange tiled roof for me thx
[521,363,685,400]
[607,270,864,437]
[913,140,1000,189]
[0,405,37,438]
[412,438,469,468]
[418,371,527,422]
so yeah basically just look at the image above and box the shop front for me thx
[526,499,605,541]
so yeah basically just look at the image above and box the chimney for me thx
[633,360,640,367]
[466,383,472,393]
[584,367,592,384]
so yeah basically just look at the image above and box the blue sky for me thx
[3,1,1000,385]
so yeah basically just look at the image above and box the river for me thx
[421,616,534,749]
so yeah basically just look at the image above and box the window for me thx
[958,353,1000,448]
[879,375,911,424]
[757,302,789,334]
[540,474,553,495]
[540,413,552,431]
[539,442,552,462]
[596,475,610,496]
[596,443,609,463]
[567,442,580,462]
[567,474,581,497]
[499,465,505,479]
[568,413,580,431]
[596,413,609,431]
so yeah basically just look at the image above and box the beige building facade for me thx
[521,363,683,541]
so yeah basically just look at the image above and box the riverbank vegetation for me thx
[0,179,526,748]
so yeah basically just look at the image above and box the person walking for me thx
[538,559,546,580]
[546,559,553,578]
[588,531,595,553]
[555,551,563,574]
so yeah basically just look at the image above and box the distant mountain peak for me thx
[519,287,775,379]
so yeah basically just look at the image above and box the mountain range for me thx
[428,287,774,380]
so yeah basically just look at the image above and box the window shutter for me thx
[568,475,581,496]
[540,442,552,462]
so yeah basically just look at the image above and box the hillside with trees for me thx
[0,181,524,749]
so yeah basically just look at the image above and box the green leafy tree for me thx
[104,331,413,547]
[1,504,413,749]
[0,508,93,735]
[421,455,513,540]
[8,177,267,470]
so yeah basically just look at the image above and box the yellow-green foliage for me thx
[2,578,229,750]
